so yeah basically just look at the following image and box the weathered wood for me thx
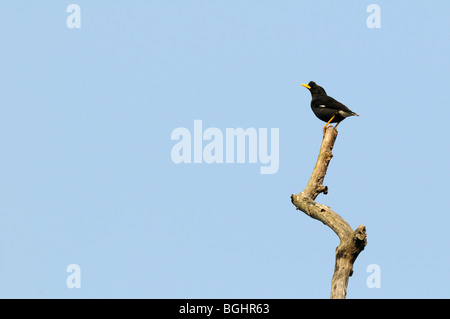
[290,127,367,299]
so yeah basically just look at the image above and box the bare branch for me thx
[290,127,367,299]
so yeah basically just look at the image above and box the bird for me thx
[301,81,359,135]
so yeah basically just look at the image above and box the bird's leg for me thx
[334,120,342,131]
[323,115,336,136]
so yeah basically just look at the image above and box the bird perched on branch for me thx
[301,81,359,135]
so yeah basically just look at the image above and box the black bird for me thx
[301,81,359,135]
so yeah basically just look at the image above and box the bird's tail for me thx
[339,110,359,118]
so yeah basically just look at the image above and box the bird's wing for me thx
[313,95,353,112]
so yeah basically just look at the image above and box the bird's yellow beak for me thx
[301,83,311,89]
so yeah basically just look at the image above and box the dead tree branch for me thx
[290,127,367,299]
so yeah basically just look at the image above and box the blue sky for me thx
[0,1,449,298]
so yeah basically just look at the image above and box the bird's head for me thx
[301,81,327,96]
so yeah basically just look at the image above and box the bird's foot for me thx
[333,121,341,131]
[323,124,334,137]
[322,115,336,137]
